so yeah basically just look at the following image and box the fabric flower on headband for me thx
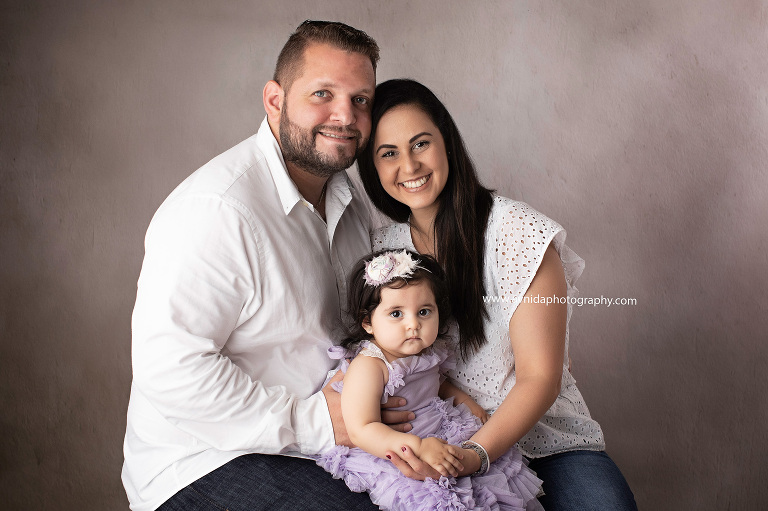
[364,250,422,287]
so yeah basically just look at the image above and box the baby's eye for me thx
[389,310,403,319]
[418,308,432,317]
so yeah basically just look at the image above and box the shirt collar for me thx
[255,116,356,220]
[326,169,355,238]
[256,117,303,215]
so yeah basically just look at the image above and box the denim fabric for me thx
[527,450,638,511]
[157,454,377,511]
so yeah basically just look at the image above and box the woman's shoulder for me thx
[486,194,585,296]
[488,194,564,238]
[490,195,559,222]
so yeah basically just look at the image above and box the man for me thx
[122,21,399,510]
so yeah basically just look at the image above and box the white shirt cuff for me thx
[295,391,335,455]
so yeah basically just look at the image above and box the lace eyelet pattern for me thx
[371,196,605,457]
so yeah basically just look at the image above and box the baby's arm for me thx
[439,380,490,423]
[342,355,464,477]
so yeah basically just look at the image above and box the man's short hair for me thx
[274,20,380,92]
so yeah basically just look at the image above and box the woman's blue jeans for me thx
[527,450,638,511]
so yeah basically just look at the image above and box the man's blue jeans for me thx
[527,450,638,511]
[156,454,377,511]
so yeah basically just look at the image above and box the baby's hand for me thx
[418,437,464,478]
[466,401,490,424]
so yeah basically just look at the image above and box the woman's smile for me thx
[400,173,432,190]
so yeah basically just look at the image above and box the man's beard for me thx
[279,102,367,178]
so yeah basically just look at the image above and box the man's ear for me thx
[263,80,284,121]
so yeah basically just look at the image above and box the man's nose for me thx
[329,98,355,126]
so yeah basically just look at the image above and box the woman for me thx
[358,78,637,511]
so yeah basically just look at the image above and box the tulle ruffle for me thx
[318,340,544,510]
[316,440,542,511]
[315,396,543,511]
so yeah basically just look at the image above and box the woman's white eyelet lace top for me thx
[371,196,605,458]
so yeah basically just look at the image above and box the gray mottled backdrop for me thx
[2,1,767,509]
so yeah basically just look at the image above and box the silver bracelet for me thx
[460,440,490,475]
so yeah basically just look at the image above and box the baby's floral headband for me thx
[364,250,424,287]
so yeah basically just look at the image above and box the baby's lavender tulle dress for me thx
[315,340,543,511]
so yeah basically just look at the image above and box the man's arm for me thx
[131,196,332,455]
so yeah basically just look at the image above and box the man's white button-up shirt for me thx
[122,117,371,511]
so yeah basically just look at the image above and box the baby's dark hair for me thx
[342,249,451,349]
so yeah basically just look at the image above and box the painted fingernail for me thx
[401,447,407,452]
[386,455,391,460]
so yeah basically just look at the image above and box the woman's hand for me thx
[385,445,443,481]
[417,437,464,478]
[456,447,482,477]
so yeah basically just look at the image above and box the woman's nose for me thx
[402,154,420,174]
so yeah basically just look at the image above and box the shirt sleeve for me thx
[492,200,568,326]
[131,194,334,455]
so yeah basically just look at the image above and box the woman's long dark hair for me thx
[358,79,494,358]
